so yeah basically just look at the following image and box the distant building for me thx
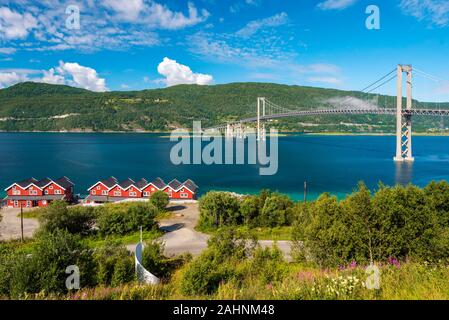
[4,177,74,208]
[85,177,198,204]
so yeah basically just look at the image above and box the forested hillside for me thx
[0,82,448,133]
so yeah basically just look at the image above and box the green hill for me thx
[0,81,448,133]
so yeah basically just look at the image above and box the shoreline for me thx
[0,130,448,137]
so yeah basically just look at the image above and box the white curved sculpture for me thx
[135,242,160,285]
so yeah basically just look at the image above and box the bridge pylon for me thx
[257,97,266,141]
[394,64,414,162]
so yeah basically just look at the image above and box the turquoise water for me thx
[1,133,449,201]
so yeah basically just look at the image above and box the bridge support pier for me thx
[394,65,414,162]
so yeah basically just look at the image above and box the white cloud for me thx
[400,0,449,27]
[0,47,17,54]
[0,1,209,54]
[326,96,378,109]
[0,71,29,88]
[56,61,108,92]
[157,57,213,87]
[144,1,210,29]
[0,7,37,39]
[236,12,288,38]
[103,0,144,20]
[308,76,343,85]
[0,61,108,92]
[317,0,357,11]
[41,68,65,85]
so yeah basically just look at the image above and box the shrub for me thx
[150,191,169,211]
[0,229,96,298]
[180,228,255,295]
[96,202,158,236]
[94,241,135,287]
[292,182,449,267]
[260,194,294,227]
[198,192,241,230]
[38,201,96,235]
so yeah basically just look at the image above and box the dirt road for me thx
[129,203,292,259]
[0,207,39,241]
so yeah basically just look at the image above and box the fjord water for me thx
[1,133,449,200]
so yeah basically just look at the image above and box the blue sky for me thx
[0,0,449,101]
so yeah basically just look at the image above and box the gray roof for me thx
[101,176,118,188]
[54,177,74,189]
[16,178,38,188]
[36,178,52,188]
[151,177,166,189]
[183,179,198,193]
[119,178,135,189]
[168,179,182,190]
[135,178,148,189]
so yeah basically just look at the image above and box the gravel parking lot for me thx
[0,207,39,241]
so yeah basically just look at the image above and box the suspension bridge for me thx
[210,65,449,162]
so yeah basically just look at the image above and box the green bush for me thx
[96,202,158,236]
[0,229,96,298]
[150,191,169,211]
[260,194,294,227]
[94,241,135,287]
[180,228,256,295]
[38,201,96,235]
[198,192,241,230]
[292,182,449,267]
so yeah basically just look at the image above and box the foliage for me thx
[94,241,135,287]
[198,192,242,230]
[180,228,256,295]
[198,190,296,231]
[38,201,96,236]
[0,229,96,298]
[150,191,169,211]
[292,182,449,267]
[96,202,158,236]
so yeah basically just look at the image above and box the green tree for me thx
[198,192,241,230]
[39,201,96,235]
[150,190,169,211]
[260,194,294,227]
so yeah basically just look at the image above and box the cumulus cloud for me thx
[317,0,357,10]
[56,62,108,92]
[103,0,144,20]
[157,57,213,87]
[0,61,108,92]
[0,71,29,88]
[0,6,38,39]
[400,0,449,27]
[236,12,288,38]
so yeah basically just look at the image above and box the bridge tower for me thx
[394,64,414,162]
[257,97,266,141]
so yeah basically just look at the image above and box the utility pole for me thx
[20,203,24,242]
[303,181,308,203]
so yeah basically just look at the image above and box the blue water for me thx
[1,133,449,200]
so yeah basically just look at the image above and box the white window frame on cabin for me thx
[102,190,108,195]
[114,191,121,197]
[180,193,189,198]
[129,192,137,197]
[55,189,62,195]
[143,191,150,197]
